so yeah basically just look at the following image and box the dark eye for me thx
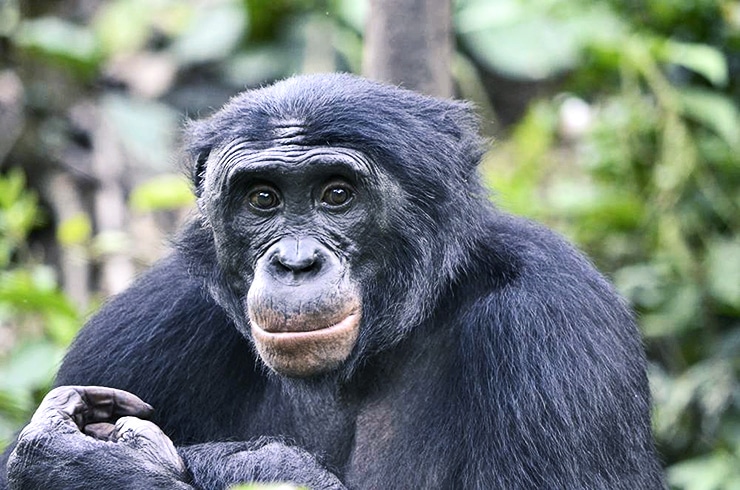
[248,187,281,210]
[320,183,354,208]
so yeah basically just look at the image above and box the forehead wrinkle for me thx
[218,144,374,186]
[205,140,260,195]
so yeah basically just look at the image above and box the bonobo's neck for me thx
[278,373,359,471]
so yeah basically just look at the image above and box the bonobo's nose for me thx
[268,237,325,280]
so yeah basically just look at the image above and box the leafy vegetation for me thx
[0,171,78,444]
[0,0,738,487]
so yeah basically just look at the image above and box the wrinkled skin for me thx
[1,74,665,490]
[7,386,189,489]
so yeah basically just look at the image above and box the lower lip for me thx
[251,313,360,341]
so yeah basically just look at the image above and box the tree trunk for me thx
[362,0,453,98]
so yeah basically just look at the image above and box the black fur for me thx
[1,74,665,489]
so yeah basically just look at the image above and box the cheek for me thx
[211,218,274,275]
[319,208,382,261]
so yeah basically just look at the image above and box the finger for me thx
[78,386,154,424]
[83,422,117,441]
[31,386,154,430]
[30,386,88,431]
[114,417,186,477]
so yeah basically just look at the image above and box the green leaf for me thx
[546,179,644,230]
[93,0,153,56]
[44,311,82,347]
[0,0,20,37]
[129,174,195,212]
[56,213,92,246]
[613,263,667,310]
[336,0,368,33]
[0,267,79,319]
[14,17,100,68]
[461,16,581,80]
[458,3,622,80]
[706,239,740,310]
[0,170,42,249]
[0,389,27,422]
[171,2,247,65]
[677,88,740,148]
[90,231,130,258]
[668,452,740,490]
[456,0,524,35]
[0,341,63,392]
[656,39,729,87]
[0,169,26,209]
[102,94,180,171]
[640,284,702,337]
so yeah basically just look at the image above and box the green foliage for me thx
[129,174,196,212]
[0,171,79,450]
[457,0,623,80]
[91,0,207,59]
[655,38,729,87]
[56,214,93,246]
[0,170,42,267]
[170,1,247,64]
[668,452,740,490]
[14,17,101,75]
[0,172,193,451]
[10,0,250,78]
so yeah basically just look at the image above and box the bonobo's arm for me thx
[5,386,345,490]
[179,442,347,490]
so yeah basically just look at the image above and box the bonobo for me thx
[1,74,665,489]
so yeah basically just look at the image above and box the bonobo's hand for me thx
[7,386,190,490]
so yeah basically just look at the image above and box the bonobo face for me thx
[200,142,386,377]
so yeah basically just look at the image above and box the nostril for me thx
[271,250,321,276]
[273,260,293,275]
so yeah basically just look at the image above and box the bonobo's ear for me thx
[191,151,209,198]
[445,101,487,176]
[182,119,214,198]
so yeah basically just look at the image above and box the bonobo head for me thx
[183,74,487,378]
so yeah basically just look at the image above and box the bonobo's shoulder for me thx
[68,251,221,345]
[56,251,236,387]
[486,212,588,263]
[480,211,615,291]
[115,252,206,304]
[457,212,636,332]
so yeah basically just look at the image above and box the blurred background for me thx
[0,0,738,487]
